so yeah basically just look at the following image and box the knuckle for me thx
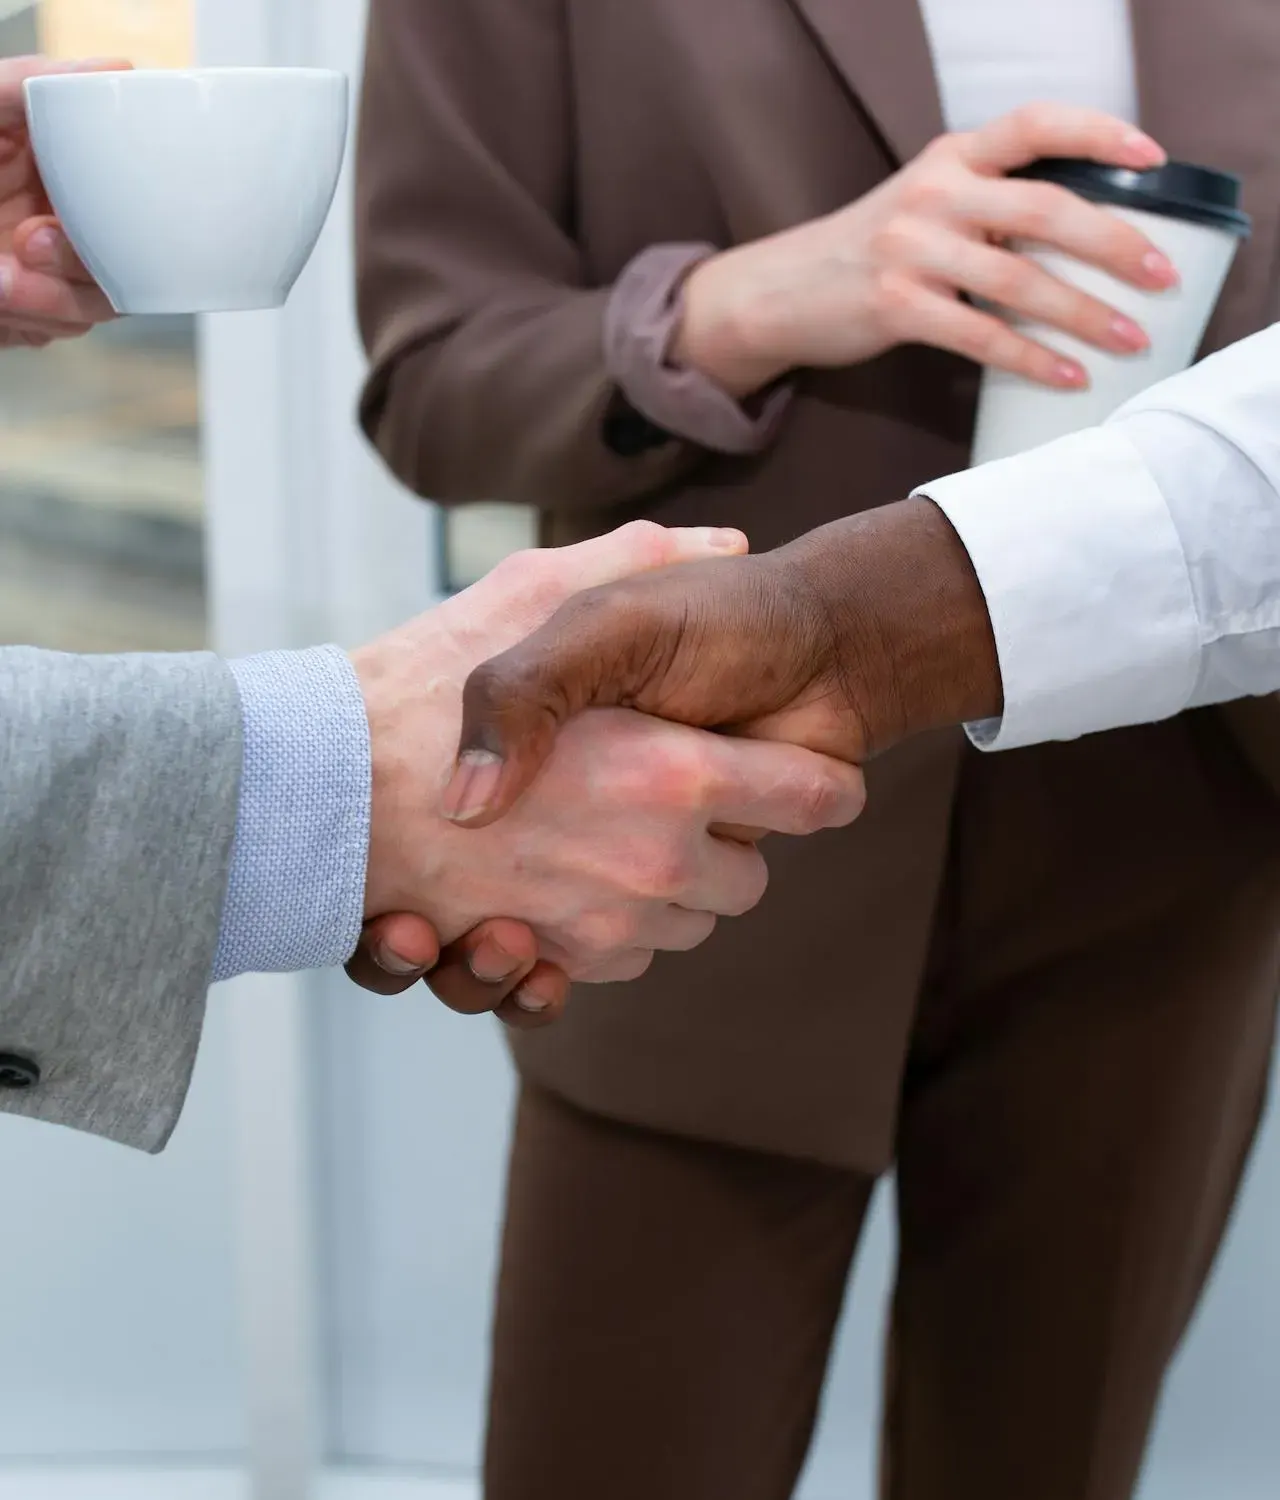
[617,950,656,982]
[871,268,926,328]
[1014,184,1070,240]
[652,736,717,809]
[919,131,961,165]
[731,852,770,915]
[671,911,718,951]
[1009,100,1055,141]
[791,771,846,832]
[501,540,561,585]
[711,852,768,919]
[868,214,921,265]
[579,949,655,984]
[635,841,698,900]
[992,254,1038,302]
[567,908,641,961]
[1064,292,1112,338]
[612,518,670,568]
[959,317,1009,363]
[492,546,563,608]
[651,908,717,953]
[999,329,1042,372]
[485,548,537,588]
[894,173,953,218]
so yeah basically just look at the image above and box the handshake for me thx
[346,503,1003,1020]
[0,53,1000,1029]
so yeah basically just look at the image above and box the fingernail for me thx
[704,527,747,553]
[469,937,519,984]
[24,229,60,267]
[1142,249,1179,288]
[442,749,504,825]
[374,944,427,977]
[1122,129,1166,166]
[1110,314,1149,352]
[515,988,549,1014]
[1054,360,1089,388]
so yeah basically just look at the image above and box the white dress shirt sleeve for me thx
[915,321,1280,749]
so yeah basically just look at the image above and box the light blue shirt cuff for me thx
[212,645,371,982]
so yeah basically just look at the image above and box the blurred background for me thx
[0,0,529,659]
[0,3,1277,1499]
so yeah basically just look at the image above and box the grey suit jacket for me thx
[0,647,242,1152]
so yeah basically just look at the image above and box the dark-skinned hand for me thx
[436,499,1005,828]
[347,913,571,1030]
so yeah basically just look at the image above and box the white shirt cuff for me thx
[914,426,1202,750]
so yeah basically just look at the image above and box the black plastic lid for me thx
[1010,158,1252,238]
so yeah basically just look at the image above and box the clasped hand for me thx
[351,521,867,1020]
[358,501,1004,1008]
[0,57,120,347]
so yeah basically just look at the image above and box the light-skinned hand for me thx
[675,102,1176,397]
[0,55,124,348]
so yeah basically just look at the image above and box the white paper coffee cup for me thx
[971,158,1250,465]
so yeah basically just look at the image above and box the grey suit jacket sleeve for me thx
[0,647,242,1153]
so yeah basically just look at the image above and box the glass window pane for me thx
[38,0,193,71]
[0,4,204,653]
[0,317,205,651]
[443,502,538,591]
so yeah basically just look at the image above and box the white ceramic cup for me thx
[23,67,349,316]
[971,159,1249,465]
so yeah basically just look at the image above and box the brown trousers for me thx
[485,717,1280,1500]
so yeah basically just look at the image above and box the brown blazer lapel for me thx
[787,0,944,163]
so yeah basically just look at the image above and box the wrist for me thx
[777,500,1003,753]
[350,635,458,922]
[672,248,793,400]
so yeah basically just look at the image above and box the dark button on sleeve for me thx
[0,1054,41,1090]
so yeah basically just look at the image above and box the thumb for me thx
[440,586,651,828]
[14,215,88,280]
[540,519,746,591]
[439,524,746,828]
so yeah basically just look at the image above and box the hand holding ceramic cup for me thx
[0,55,126,347]
[22,65,349,316]
[970,158,1251,462]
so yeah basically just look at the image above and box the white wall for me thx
[0,1006,244,1459]
[315,977,517,1472]
[1140,1049,1280,1500]
[797,1065,1280,1500]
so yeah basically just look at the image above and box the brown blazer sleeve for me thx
[608,245,796,458]
[356,0,704,512]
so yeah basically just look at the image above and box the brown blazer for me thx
[357,0,1280,1170]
